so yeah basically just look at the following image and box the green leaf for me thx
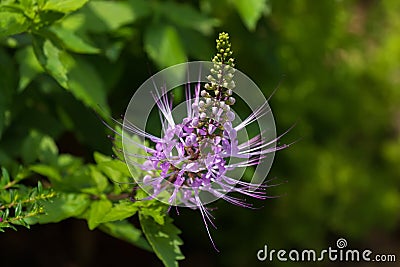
[98,200,138,223]
[139,213,184,267]
[137,203,166,225]
[86,1,135,31]
[36,10,65,28]
[127,0,151,20]
[37,180,43,194]
[15,46,44,92]
[60,0,148,36]
[32,35,69,88]
[56,154,83,169]
[0,167,11,188]
[66,55,110,115]
[20,130,58,165]
[14,202,22,217]
[89,165,108,193]
[26,193,91,224]
[30,155,105,194]
[230,0,269,31]
[87,198,112,230]
[99,220,152,251]
[19,0,35,9]
[42,0,89,13]
[159,2,219,35]
[0,11,30,38]
[144,24,187,69]
[58,166,103,194]
[94,152,131,184]
[50,25,100,54]
[30,164,61,181]
[38,134,58,163]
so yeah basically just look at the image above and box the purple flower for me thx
[112,33,289,250]
[123,89,287,248]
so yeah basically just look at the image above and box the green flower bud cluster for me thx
[196,32,237,126]
[202,32,236,105]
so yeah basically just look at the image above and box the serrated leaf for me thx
[87,198,112,230]
[15,46,44,92]
[98,201,138,223]
[144,24,187,69]
[99,220,152,251]
[137,204,166,225]
[32,36,69,88]
[139,214,184,267]
[94,152,131,184]
[159,2,219,35]
[43,0,89,13]
[50,25,100,54]
[26,193,91,224]
[0,11,30,38]
[230,0,269,31]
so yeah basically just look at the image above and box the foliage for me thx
[1,0,400,267]
[0,167,55,231]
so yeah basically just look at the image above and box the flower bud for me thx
[227,111,235,121]
[212,106,218,115]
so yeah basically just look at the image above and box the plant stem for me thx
[0,192,56,210]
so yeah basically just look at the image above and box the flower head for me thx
[114,32,289,250]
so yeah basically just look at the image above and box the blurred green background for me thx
[1,0,399,266]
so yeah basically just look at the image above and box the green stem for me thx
[2,208,44,224]
[0,192,55,210]
[1,180,19,190]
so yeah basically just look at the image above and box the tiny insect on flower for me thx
[107,32,291,251]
